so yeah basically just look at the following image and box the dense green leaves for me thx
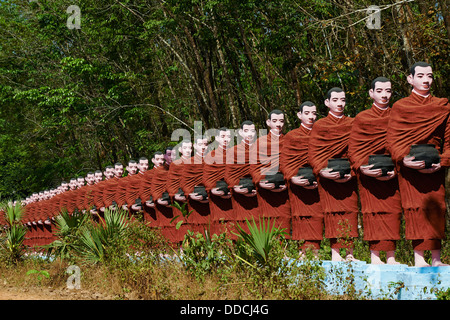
[0,0,448,199]
[0,201,27,263]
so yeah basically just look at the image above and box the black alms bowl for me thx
[368,154,395,176]
[408,144,440,169]
[296,166,316,185]
[264,172,286,188]
[215,180,230,195]
[238,176,255,193]
[194,186,208,200]
[327,158,351,179]
[161,191,171,204]
[176,187,185,197]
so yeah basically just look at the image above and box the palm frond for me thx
[3,201,24,226]
[235,217,287,267]
[79,225,105,264]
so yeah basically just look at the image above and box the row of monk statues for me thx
[4,61,449,267]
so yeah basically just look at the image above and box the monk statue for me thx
[204,127,235,237]
[225,120,260,234]
[387,62,450,267]
[180,137,211,235]
[250,109,291,235]
[308,88,359,262]
[281,101,323,257]
[348,77,402,265]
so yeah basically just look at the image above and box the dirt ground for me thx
[0,285,117,300]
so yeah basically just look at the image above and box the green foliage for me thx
[76,208,129,265]
[233,217,288,269]
[2,200,25,226]
[181,228,233,281]
[26,269,50,285]
[0,201,27,264]
[43,209,90,262]
[0,0,448,199]
[170,201,194,229]
[435,287,450,300]
[231,218,326,299]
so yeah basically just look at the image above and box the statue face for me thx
[325,91,346,116]
[94,172,103,182]
[77,178,85,188]
[297,105,317,128]
[104,167,114,179]
[266,113,285,134]
[164,149,173,165]
[239,124,256,143]
[114,165,124,177]
[216,130,232,148]
[138,159,148,173]
[69,180,77,190]
[194,138,208,155]
[127,162,138,175]
[180,142,192,158]
[152,154,165,168]
[369,81,392,107]
[85,174,95,185]
[407,66,433,95]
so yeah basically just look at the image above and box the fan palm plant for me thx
[0,201,27,264]
[77,208,129,264]
[234,217,287,271]
[43,209,89,261]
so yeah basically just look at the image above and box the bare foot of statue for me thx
[431,250,450,267]
[345,253,359,262]
[370,250,385,265]
[432,260,449,267]
[414,250,430,267]
[331,248,345,262]
[386,251,401,265]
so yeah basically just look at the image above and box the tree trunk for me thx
[238,24,270,126]
[438,0,450,39]
[183,25,220,128]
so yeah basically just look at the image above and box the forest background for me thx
[0,0,448,200]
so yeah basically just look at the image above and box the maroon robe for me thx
[308,113,359,249]
[225,141,260,234]
[125,172,145,215]
[152,164,177,242]
[387,92,450,250]
[140,168,158,228]
[348,104,402,251]
[180,153,211,235]
[280,125,323,249]
[102,176,120,208]
[249,132,291,235]
[166,158,190,242]
[203,146,235,237]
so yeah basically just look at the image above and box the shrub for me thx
[43,209,90,263]
[0,201,27,264]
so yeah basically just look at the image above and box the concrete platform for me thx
[316,260,450,300]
